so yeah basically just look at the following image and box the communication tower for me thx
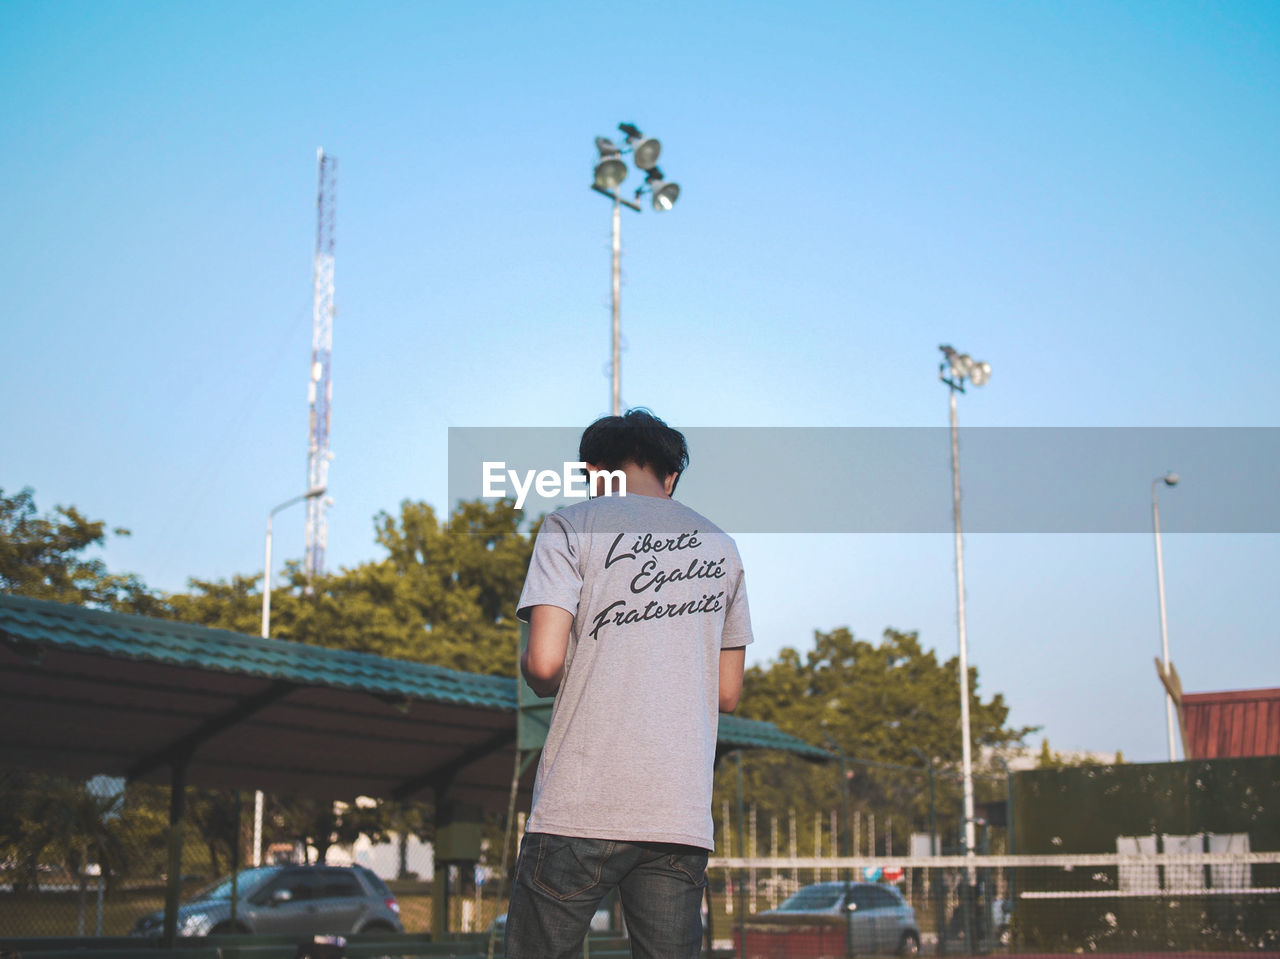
[305,148,336,584]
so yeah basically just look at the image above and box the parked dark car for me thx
[757,881,920,955]
[132,864,402,938]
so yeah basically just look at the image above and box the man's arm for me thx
[719,646,746,712]
[521,605,573,698]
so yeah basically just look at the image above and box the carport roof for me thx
[0,593,826,806]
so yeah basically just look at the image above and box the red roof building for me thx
[1182,687,1280,759]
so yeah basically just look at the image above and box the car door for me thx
[867,886,903,953]
[845,886,879,955]
[251,869,319,934]
[311,868,366,934]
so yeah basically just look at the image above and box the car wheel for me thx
[899,933,920,957]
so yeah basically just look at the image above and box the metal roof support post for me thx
[230,789,242,929]
[432,784,450,942]
[162,755,190,948]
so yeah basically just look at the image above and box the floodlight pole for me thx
[947,382,977,880]
[592,185,641,416]
[611,193,621,416]
[939,344,989,885]
[255,486,325,866]
[589,122,676,417]
[1152,476,1178,761]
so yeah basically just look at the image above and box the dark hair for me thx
[579,408,689,484]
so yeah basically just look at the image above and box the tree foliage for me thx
[716,627,1037,855]
[165,498,533,676]
[0,487,160,614]
[1036,738,1124,768]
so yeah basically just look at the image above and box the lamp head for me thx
[1163,473,1179,487]
[938,345,990,386]
[630,136,662,171]
[593,156,628,191]
[651,180,680,211]
[642,168,680,211]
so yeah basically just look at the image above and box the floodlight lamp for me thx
[651,180,680,211]
[595,136,621,158]
[642,168,678,211]
[618,122,644,140]
[969,361,991,387]
[593,157,628,191]
[1163,472,1179,487]
[631,136,662,171]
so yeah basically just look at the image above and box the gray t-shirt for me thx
[517,493,753,850]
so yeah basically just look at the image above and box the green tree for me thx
[1036,739,1061,768]
[187,788,245,878]
[1035,738,1124,768]
[718,627,1037,855]
[0,487,159,613]
[0,771,131,893]
[164,573,262,636]
[362,497,533,673]
[264,795,390,865]
[167,498,533,675]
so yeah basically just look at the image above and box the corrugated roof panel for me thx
[718,713,830,759]
[0,593,823,760]
[1183,687,1280,759]
[0,593,515,711]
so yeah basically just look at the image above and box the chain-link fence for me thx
[7,766,1279,957]
[0,772,511,940]
[707,852,1280,957]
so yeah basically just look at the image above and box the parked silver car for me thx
[131,864,403,938]
[757,881,920,955]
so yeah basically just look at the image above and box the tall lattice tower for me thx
[305,148,336,584]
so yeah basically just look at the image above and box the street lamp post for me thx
[254,486,326,866]
[938,345,991,879]
[590,123,680,415]
[1152,472,1179,761]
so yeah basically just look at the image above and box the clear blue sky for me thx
[3,1,1277,763]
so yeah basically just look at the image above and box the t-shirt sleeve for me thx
[517,513,583,622]
[721,561,754,649]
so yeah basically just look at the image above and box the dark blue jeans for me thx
[505,832,708,959]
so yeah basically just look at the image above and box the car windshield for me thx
[779,886,843,910]
[191,867,278,901]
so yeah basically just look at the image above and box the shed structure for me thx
[0,593,826,941]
